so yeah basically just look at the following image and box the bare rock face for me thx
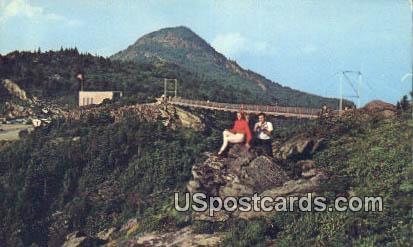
[187,144,289,198]
[133,226,222,247]
[160,104,205,131]
[187,142,329,221]
[62,231,106,247]
[273,134,324,160]
[1,79,28,101]
[238,169,328,220]
[67,103,204,131]
[362,100,396,112]
[360,100,397,118]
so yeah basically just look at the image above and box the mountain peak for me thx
[111,27,344,108]
[131,26,212,52]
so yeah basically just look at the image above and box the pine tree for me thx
[400,95,409,111]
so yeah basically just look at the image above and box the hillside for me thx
[111,26,346,108]
[0,99,411,246]
[0,27,351,113]
[0,49,268,119]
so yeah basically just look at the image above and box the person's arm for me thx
[253,122,259,132]
[262,122,273,135]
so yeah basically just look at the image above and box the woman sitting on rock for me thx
[218,111,252,155]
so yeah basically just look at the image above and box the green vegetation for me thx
[221,112,412,246]
[0,112,222,246]
[112,26,347,108]
[0,101,411,246]
[0,49,244,106]
[0,47,345,109]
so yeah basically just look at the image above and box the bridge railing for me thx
[169,98,321,116]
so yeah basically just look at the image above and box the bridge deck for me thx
[169,98,321,119]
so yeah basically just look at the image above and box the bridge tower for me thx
[338,71,362,114]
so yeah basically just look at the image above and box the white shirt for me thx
[254,121,273,140]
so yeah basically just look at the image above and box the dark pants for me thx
[254,138,273,157]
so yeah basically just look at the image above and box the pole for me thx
[357,72,362,108]
[164,79,167,99]
[409,0,413,117]
[174,79,177,98]
[339,72,343,114]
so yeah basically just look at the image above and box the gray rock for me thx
[274,134,324,160]
[188,145,289,198]
[62,231,106,247]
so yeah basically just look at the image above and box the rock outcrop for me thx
[1,79,29,101]
[187,145,288,198]
[66,102,204,131]
[132,226,222,247]
[187,138,328,221]
[238,168,328,219]
[360,100,397,118]
[273,134,324,160]
[62,231,106,247]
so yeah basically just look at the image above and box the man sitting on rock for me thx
[253,113,273,157]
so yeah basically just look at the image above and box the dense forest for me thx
[1,49,254,106]
[0,109,229,245]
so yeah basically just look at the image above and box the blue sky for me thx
[0,0,411,105]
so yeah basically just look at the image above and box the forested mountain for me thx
[1,26,351,109]
[0,49,239,106]
[111,26,346,108]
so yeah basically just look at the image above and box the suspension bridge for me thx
[162,78,325,119]
[161,72,370,120]
[167,97,322,119]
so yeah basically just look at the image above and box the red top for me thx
[230,119,252,144]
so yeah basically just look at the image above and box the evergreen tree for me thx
[400,95,410,111]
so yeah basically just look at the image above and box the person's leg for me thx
[255,139,265,155]
[227,133,245,144]
[218,130,233,154]
[264,139,273,157]
[218,131,244,154]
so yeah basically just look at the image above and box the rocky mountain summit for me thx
[111,26,343,107]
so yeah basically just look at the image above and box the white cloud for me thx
[211,32,273,58]
[211,32,246,57]
[0,0,81,26]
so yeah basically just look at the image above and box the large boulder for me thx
[362,100,396,112]
[360,100,397,118]
[238,168,328,220]
[62,231,106,247]
[187,145,289,198]
[187,143,330,221]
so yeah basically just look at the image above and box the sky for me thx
[0,0,411,105]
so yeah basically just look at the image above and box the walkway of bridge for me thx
[168,98,321,119]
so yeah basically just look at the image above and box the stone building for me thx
[79,91,122,106]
